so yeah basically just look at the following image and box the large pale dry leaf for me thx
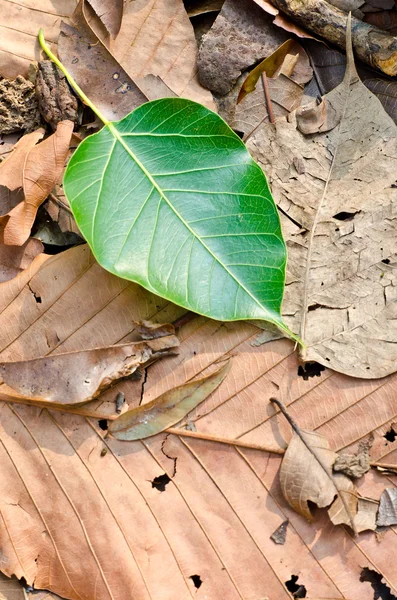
[109,361,230,440]
[58,3,148,122]
[0,336,179,407]
[0,122,74,246]
[96,0,215,109]
[0,245,397,599]
[247,21,397,378]
[0,0,76,79]
[279,429,358,530]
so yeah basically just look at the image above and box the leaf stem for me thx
[38,28,110,126]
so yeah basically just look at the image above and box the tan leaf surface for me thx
[86,0,123,37]
[279,429,357,529]
[102,0,215,109]
[0,0,76,79]
[0,122,74,246]
[0,245,397,599]
[246,20,397,378]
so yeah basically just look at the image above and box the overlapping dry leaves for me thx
[1,0,397,599]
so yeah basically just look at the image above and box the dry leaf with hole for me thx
[0,121,73,246]
[0,0,76,79]
[109,361,230,440]
[58,4,148,122]
[0,244,395,598]
[0,335,179,407]
[247,18,397,378]
[90,0,215,109]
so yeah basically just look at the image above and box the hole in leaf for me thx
[360,567,397,600]
[98,419,108,431]
[151,473,171,492]
[333,211,358,221]
[384,426,397,443]
[382,259,390,265]
[285,575,307,598]
[189,575,202,589]
[234,130,244,139]
[298,362,325,380]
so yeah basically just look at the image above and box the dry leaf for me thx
[184,0,224,17]
[95,0,215,109]
[58,4,148,123]
[86,0,123,37]
[0,335,179,407]
[0,224,43,283]
[377,488,397,526]
[109,361,230,440]
[0,572,64,600]
[270,519,289,544]
[246,18,397,378]
[354,497,379,533]
[0,122,73,246]
[279,429,358,531]
[0,245,396,599]
[252,0,320,39]
[0,0,76,79]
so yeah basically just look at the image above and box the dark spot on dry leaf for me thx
[189,575,202,589]
[360,567,397,600]
[382,258,390,264]
[297,362,325,380]
[285,574,307,598]
[384,426,397,443]
[98,419,108,431]
[333,211,359,221]
[151,473,171,492]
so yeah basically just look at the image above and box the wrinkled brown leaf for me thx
[109,361,230,440]
[58,4,148,122]
[377,488,397,526]
[0,0,76,80]
[247,19,397,378]
[86,0,123,37]
[0,335,179,407]
[0,245,396,599]
[92,0,215,109]
[279,429,358,531]
[0,121,73,246]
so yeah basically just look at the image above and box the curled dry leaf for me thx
[0,121,74,246]
[247,17,397,378]
[109,360,231,440]
[0,335,179,407]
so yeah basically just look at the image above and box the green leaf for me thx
[108,360,231,441]
[64,98,294,336]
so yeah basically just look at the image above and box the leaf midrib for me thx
[105,122,285,329]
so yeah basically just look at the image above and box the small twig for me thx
[271,397,359,535]
[172,311,195,330]
[370,461,397,472]
[165,427,286,454]
[261,72,275,124]
[48,192,73,214]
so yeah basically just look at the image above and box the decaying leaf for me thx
[279,428,358,531]
[247,18,397,378]
[94,0,215,109]
[58,4,148,122]
[0,0,76,80]
[377,488,397,526]
[0,245,395,598]
[109,361,230,440]
[237,39,296,103]
[86,0,123,37]
[0,121,74,246]
[0,335,179,407]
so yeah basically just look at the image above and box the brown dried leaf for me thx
[0,224,43,284]
[0,245,396,598]
[246,18,397,378]
[93,0,215,109]
[0,336,179,407]
[86,0,123,37]
[109,361,230,440]
[58,4,148,122]
[0,0,76,79]
[377,488,397,526]
[252,0,320,39]
[279,429,358,531]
